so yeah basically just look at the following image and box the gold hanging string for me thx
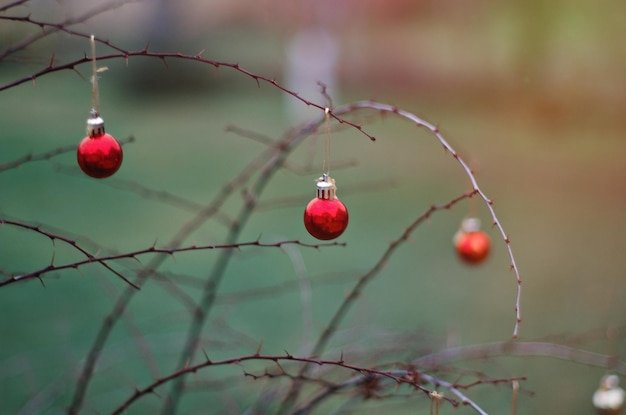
[430,391,443,415]
[511,379,519,415]
[323,107,331,176]
[90,35,99,113]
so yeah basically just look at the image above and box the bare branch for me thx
[0,234,344,288]
[110,353,439,415]
[0,0,29,13]
[0,0,141,59]
[0,218,139,289]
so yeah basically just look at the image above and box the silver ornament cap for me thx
[86,109,105,137]
[316,173,337,200]
[460,217,481,233]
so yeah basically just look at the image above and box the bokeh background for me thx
[2,0,626,413]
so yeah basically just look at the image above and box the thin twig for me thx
[0,0,141,59]
[111,353,439,415]
[0,49,376,141]
[420,373,488,415]
[0,237,344,287]
[0,218,139,289]
[0,0,29,13]
[413,341,626,374]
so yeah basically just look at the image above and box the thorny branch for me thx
[0,0,140,60]
[111,353,451,415]
[0,227,345,287]
[0,218,139,289]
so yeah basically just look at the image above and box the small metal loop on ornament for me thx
[316,173,337,200]
[86,109,105,137]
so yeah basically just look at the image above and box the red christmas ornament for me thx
[303,174,349,240]
[454,218,490,264]
[77,111,123,179]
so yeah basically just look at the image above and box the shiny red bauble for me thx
[303,174,349,240]
[77,112,123,179]
[77,132,123,178]
[455,230,490,264]
[304,197,349,240]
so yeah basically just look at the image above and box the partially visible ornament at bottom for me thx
[593,374,625,415]
[303,174,348,240]
[454,218,490,265]
[77,110,123,179]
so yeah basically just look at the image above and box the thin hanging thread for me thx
[604,296,619,372]
[323,107,331,176]
[511,379,519,415]
[90,35,99,113]
[430,391,442,415]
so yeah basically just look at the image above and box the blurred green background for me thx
[2,0,626,414]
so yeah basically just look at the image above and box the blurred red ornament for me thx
[303,174,348,240]
[454,218,490,264]
[77,112,123,179]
